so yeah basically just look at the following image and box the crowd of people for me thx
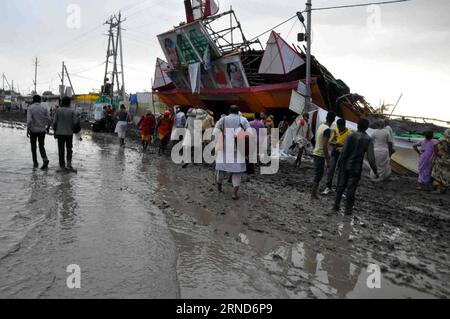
[26,98,450,210]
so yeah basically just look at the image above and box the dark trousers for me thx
[335,169,362,211]
[326,150,341,189]
[30,132,48,164]
[57,135,73,168]
[313,155,326,184]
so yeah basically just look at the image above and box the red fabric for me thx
[184,0,194,23]
[158,116,174,141]
[139,115,155,136]
[204,0,211,17]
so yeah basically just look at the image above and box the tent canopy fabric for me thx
[153,58,173,89]
[258,31,305,75]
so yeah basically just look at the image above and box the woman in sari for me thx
[413,131,438,188]
[156,110,174,155]
[432,129,450,194]
[114,104,131,147]
[370,120,392,181]
[138,111,156,152]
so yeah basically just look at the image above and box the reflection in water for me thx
[55,173,78,237]
[170,224,287,299]
[0,127,179,298]
[261,216,360,298]
[322,217,359,297]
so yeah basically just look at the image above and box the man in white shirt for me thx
[214,105,252,200]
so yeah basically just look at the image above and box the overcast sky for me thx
[0,0,449,120]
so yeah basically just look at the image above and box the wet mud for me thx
[0,115,449,299]
[153,155,449,299]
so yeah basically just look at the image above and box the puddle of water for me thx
[347,270,436,299]
[169,223,287,299]
[0,126,179,298]
[257,215,443,299]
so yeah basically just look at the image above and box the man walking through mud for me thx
[322,118,352,195]
[215,105,252,200]
[311,111,336,199]
[333,118,379,215]
[53,96,79,172]
[27,95,51,170]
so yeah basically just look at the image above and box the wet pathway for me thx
[0,124,447,299]
[0,125,179,298]
[0,124,286,298]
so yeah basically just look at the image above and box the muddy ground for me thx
[1,110,449,299]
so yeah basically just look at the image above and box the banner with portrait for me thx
[158,21,220,69]
[212,55,249,88]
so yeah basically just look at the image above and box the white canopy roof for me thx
[153,58,173,89]
[258,31,305,75]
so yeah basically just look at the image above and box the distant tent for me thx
[153,58,173,89]
[258,31,305,75]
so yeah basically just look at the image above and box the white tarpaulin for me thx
[297,81,308,96]
[65,87,73,98]
[153,58,173,89]
[289,90,306,115]
[281,107,421,174]
[316,108,358,133]
[137,92,152,104]
[189,62,201,94]
[317,108,420,174]
[258,31,305,75]
[93,103,106,121]
[315,107,418,150]
[280,104,319,155]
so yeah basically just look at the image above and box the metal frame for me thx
[201,9,263,54]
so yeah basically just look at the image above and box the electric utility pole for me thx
[33,57,39,94]
[118,12,126,103]
[103,12,126,107]
[64,64,76,97]
[61,61,65,98]
[305,0,312,112]
[60,62,76,97]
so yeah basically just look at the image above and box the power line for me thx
[125,28,154,38]
[126,18,171,30]
[120,0,153,14]
[123,64,149,74]
[311,0,413,11]
[53,23,104,56]
[123,36,153,47]
[125,0,167,20]
[248,0,412,42]
[248,15,298,42]
[70,73,103,83]
[71,61,106,75]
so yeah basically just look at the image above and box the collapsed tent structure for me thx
[152,0,445,176]
[153,0,374,122]
[153,58,175,92]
